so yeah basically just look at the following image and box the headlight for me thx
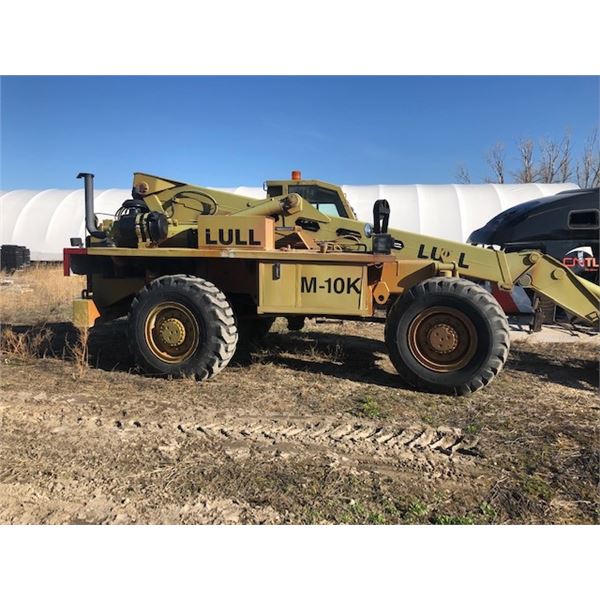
[364,223,373,238]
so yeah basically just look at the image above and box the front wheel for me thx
[384,277,510,395]
[128,275,238,380]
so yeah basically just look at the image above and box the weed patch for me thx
[357,395,384,418]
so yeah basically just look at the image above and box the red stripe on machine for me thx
[63,247,87,276]
[483,282,534,315]
[491,283,520,314]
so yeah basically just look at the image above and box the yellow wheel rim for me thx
[144,301,200,364]
[407,306,477,373]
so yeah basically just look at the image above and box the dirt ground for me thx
[0,267,598,524]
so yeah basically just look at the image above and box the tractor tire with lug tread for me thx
[384,277,510,395]
[128,275,237,380]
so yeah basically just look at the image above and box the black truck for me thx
[468,187,599,285]
[468,187,599,326]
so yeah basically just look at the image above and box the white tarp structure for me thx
[0,183,578,261]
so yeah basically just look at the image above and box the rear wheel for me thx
[384,277,510,395]
[128,275,237,380]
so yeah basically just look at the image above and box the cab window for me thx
[568,209,599,230]
[288,185,346,217]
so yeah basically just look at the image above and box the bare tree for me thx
[485,143,506,183]
[557,132,572,182]
[459,128,597,186]
[575,128,600,188]
[455,163,471,184]
[513,138,536,183]
[537,137,561,182]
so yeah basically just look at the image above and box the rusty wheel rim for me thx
[407,306,477,372]
[144,301,200,364]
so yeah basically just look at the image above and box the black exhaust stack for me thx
[77,172,106,240]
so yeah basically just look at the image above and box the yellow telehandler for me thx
[64,171,599,395]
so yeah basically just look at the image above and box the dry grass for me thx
[0,326,54,358]
[1,265,89,377]
[68,326,90,379]
[0,264,598,524]
[0,264,84,324]
[0,322,90,379]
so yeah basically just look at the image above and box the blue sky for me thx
[1,76,598,189]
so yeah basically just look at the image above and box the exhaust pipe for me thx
[77,172,106,239]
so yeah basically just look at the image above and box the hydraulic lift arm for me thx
[504,251,599,325]
[386,228,600,325]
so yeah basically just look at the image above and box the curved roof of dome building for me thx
[0,183,578,261]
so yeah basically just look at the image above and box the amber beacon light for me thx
[291,170,302,180]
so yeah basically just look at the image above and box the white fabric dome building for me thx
[0,182,578,261]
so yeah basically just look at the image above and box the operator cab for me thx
[265,171,356,219]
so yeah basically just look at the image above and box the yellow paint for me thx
[505,252,599,324]
[259,263,369,316]
[372,281,390,305]
[133,172,179,195]
[86,245,390,264]
[73,299,100,328]
[197,215,275,250]
[80,172,599,326]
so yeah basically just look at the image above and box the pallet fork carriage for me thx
[64,171,600,395]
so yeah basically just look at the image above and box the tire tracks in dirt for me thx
[70,414,480,461]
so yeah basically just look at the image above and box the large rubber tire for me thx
[128,275,237,380]
[384,277,510,395]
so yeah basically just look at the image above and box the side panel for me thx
[258,263,369,316]
[197,215,274,250]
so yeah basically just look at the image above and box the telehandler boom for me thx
[64,171,599,395]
